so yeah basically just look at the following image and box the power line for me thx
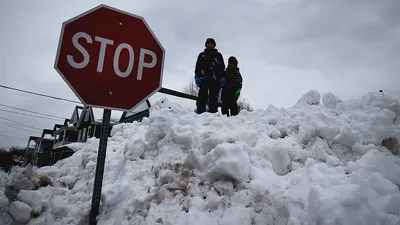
[0,84,81,104]
[0,120,25,128]
[0,134,27,140]
[0,116,42,130]
[0,103,66,119]
[0,136,27,142]
[0,122,37,133]
[0,137,26,141]
[0,108,63,121]
[0,121,39,131]
[0,134,29,140]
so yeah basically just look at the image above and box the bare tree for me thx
[0,146,24,172]
[182,80,199,96]
[237,97,254,112]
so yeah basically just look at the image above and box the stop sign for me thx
[55,4,165,111]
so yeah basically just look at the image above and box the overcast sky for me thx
[0,0,399,148]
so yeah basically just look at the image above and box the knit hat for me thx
[205,38,216,47]
[228,56,238,66]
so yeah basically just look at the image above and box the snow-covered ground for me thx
[1,90,400,225]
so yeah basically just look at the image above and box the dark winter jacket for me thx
[223,67,242,92]
[195,49,225,81]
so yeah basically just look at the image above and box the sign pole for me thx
[89,109,111,225]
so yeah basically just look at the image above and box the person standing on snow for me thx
[221,56,242,117]
[194,38,225,114]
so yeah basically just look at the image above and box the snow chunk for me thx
[213,180,234,195]
[51,195,69,218]
[317,123,340,143]
[337,91,400,117]
[297,89,321,105]
[322,92,342,109]
[362,92,400,114]
[189,143,250,183]
[395,116,400,126]
[297,112,340,145]
[348,149,400,185]
[184,150,203,172]
[326,156,340,166]
[35,166,60,179]
[165,124,196,147]
[336,98,363,111]
[361,108,396,144]
[311,138,330,161]
[176,210,219,225]
[60,175,76,189]
[201,136,225,154]
[271,146,292,175]
[298,120,318,145]
[145,114,172,144]
[189,195,206,211]
[338,107,396,145]
[333,126,360,147]
[4,165,38,202]
[308,184,382,225]
[124,139,146,160]
[158,170,176,186]
[9,201,32,223]
[17,190,46,215]
[219,206,252,225]
[348,169,399,196]
[351,143,368,155]
[384,194,400,215]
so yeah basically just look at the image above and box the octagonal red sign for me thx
[55,4,165,111]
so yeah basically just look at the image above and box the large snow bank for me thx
[1,90,399,225]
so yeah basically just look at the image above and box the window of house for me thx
[78,130,82,142]
[87,127,91,138]
[82,128,87,142]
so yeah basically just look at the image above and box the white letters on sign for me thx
[114,43,134,78]
[67,32,92,69]
[137,48,157,80]
[67,32,157,79]
[94,36,114,73]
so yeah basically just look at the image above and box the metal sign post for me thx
[89,109,111,225]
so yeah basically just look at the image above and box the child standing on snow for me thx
[221,56,242,117]
[194,38,225,114]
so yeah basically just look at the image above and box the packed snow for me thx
[1,90,400,225]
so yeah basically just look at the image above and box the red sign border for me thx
[54,4,165,112]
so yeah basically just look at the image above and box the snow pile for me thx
[1,90,400,225]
